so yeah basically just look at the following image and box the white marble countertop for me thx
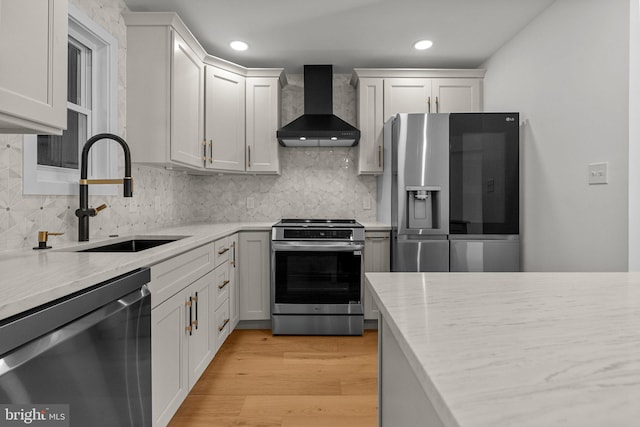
[0,220,389,322]
[366,272,640,427]
[359,221,391,231]
[0,222,273,321]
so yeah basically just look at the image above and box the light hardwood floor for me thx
[169,329,378,427]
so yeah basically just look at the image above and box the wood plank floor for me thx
[169,329,378,427]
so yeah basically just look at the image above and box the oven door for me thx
[271,241,364,315]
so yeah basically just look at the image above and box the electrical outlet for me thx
[363,197,371,210]
[588,162,608,185]
[246,196,255,209]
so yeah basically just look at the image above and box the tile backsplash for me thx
[190,73,376,223]
[0,0,376,251]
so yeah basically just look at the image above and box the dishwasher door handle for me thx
[0,285,150,370]
[0,267,151,357]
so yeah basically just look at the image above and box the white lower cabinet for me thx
[150,236,236,427]
[151,289,188,427]
[239,231,271,320]
[187,272,214,386]
[152,270,214,427]
[229,234,240,329]
[214,298,231,351]
[364,231,390,320]
[211,261,231,352]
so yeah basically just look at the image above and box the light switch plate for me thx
[246,196,255,209]
[588,162,608,185]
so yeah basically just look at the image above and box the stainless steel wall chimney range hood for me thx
[277,65,360,147]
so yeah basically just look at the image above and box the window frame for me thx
[23,3,119,196]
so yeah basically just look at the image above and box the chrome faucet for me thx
[75,133,133,241]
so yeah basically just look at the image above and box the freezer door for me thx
[450,238,520,272]
[393,235,449,272]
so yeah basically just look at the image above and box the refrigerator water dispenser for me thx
[407,186,441,229]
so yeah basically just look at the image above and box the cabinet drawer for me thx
[150,243,215,308]
[214,299,230,352]
[214,237,230,267]
[365,231,390,239]
[213,263,230,310]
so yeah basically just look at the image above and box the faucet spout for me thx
[75,133,134,241]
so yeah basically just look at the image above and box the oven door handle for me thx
[271,241,365,252]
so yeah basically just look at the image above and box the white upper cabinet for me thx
[170,32,205,168]
[354,78,384,174]
[205,66,246,172]
[0,0,67,134]
[383,78,432,118]
[124,12,285,174]
[431,78,482,113]
[124,13,205,169]
[245,76,283,174]
[351,69,485,175]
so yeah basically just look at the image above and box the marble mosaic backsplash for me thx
[0,0,376,251]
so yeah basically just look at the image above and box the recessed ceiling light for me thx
[413,40,433,50]
[230,40,248,51]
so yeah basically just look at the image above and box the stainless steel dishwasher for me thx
[0,267,151,427]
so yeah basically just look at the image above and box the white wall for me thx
[629,0,640,270]
[482,0,630,271]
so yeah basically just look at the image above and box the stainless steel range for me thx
[271,219,365,335]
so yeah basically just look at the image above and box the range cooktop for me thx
[274,218,362,227]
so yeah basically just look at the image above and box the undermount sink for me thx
[61,236,189,253]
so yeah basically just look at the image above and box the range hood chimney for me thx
[277,65,360,147]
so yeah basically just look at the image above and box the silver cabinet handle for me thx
[201,140,206,163]
[427,96,431,113]
[248,146,251,168]
[208,140,213,164]
[218,247,229,255]
[218,280,230,290]
[378,145,382,168]
[435,96,439,113]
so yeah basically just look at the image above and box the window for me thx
[23,4,118,196]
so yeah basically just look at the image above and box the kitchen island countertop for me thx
[366,272,640,427]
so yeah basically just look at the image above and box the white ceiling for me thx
[123,0,556,73]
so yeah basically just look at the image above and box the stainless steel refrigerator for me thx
[377,113,520,272]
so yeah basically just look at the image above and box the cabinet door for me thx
[0,0,67,134]
[356,78,384,175]
[431,78,481,113]
[170,30,204,168]
[205,66,245,171]
[364,231,390,320]
[246,78,281,174]
[383,78,431,120]
[187,272,214,389]
[152,291,189,427]
[239,231,271,320]
[229,233,240,329]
